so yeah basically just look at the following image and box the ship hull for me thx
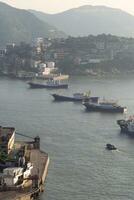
[28,82,68,89]
[117,126,134,135]
[52,94,99,102]
[84,103,126,113]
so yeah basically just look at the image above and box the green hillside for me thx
[0,2,65,46]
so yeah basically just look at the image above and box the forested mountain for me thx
[0,2,65,46]
[30,5,134,37]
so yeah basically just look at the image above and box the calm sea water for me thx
[0,76,134,200]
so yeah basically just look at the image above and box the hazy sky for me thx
[1,0,134,15]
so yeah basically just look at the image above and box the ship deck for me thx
[0,144,49,200]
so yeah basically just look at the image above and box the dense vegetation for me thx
[48,35,134,75]
[1,34,134,76]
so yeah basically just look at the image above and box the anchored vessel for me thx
[28,79,68,89]
[83,99,127,113]
[117,116,134,135]
[0,126,49,200]
[52,93,99,103]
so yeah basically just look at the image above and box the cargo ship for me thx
[52,93,99,103]
[0,126,49,200]
[83,99,127,113]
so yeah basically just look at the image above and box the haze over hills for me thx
[30,5,134,37]
[0,2,65,46]
[1,2,134,47]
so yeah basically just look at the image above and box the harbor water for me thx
[0,76,134,200]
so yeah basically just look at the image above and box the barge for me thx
[0,126,49,200]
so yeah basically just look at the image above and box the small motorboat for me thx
[106,143,117,150]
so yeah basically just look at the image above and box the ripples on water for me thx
[0,76,134,200]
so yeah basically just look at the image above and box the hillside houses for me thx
[0,34,134,76]
[47,35,134,66]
